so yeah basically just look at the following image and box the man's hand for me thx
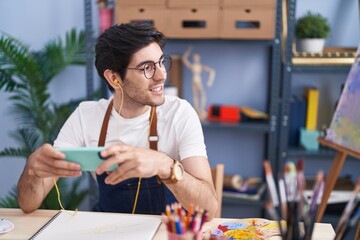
[26,143,82,178]
[96,144,173,185]
[18,144,82,213]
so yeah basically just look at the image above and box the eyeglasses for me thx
[122,55,172,79]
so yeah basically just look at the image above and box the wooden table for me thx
[0,208,335,239]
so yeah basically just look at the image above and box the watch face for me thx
[174,162,184,181]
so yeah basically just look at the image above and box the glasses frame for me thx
[121,55,172,79]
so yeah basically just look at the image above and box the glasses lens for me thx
[144,62,156,79]
[143,56,172,79]
[161,56,172,72]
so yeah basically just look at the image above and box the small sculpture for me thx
[182,46,216,120]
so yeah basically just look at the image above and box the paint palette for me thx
[203,218,280,240]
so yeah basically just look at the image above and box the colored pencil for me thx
[162,203,206,238]
[186,203,193,230]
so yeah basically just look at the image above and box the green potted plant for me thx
[0,29,90,209]
[295,11,331,53]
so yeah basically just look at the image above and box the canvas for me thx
[326,46,360,152]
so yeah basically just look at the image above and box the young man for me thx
[17,23,218,219]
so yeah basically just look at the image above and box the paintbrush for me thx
[284,162,297,203]
[265,200,285,239]
[296,159,310,240]
[278,177,288,221]
[335,202,360,240]
[305,171,325,240]
[308,171,324,215]
[296,159,306,206]
[263,160,279,208]
[263,161,285,238]
[282,162,300,239]
[335,177,360,236]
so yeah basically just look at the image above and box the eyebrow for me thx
[135,54,165,68]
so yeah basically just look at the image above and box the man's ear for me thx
[104,70,122,89]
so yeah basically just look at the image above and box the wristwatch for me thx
[163,159,184,183]
[171,159,184,182]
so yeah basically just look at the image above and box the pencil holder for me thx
[167,231,200,240]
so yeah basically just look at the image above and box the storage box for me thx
[300,128,320,151]
[116,0,166,6]
[115,7,168,34]
[221,0,276,8]
[220,8,275,39]
[167,0,219,8]
[167,8,219,38]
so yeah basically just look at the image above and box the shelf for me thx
[167,39,276,47]
[290,47,356,72]
[290,64,352,73]
[201,121,270,132]
[287,146,360,163]
[222,195,264,207]
[287,147,336,158]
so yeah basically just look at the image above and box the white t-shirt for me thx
[54,95,207,161]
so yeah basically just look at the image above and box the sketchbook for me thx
[29,210,161,240]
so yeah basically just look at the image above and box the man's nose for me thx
[152,64,166,80]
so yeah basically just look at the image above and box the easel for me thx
[316,137,360,223]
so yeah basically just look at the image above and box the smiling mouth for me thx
[150,85,163,93]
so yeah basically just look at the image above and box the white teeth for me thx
[151,86,162,92]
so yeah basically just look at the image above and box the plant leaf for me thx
[0,186,19,208]
[0,29,90,209]
[0,34,42,92]
[0,147,29,158]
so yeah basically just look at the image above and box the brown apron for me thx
[93,99,176,214]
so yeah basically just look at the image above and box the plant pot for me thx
[297,38,325,53]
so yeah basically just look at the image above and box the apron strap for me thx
[149,107,158,150]
[98,99,158,151]
[98,99,113,147]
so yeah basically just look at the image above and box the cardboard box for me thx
[221,0,276,8]
[167,8,220,38]
[115,7,168,35]
[167,0,219,8]
[116,0,166,6]
[220,8,275,39]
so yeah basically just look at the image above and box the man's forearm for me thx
[17,168,47,213]
[164,172,218,220]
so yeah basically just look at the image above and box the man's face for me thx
[122,42,167,108]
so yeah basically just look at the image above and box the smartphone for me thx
[57,147,117,171]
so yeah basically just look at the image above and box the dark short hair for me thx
[95,23,166,92]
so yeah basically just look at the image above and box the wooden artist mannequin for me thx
[182,46,215,120]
